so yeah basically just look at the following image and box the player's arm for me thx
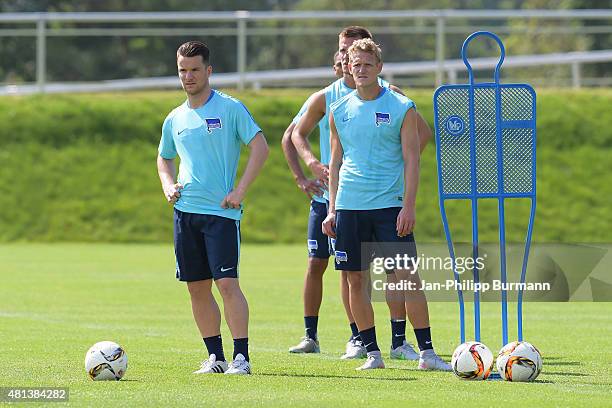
[321,113,343,239]
[397,108,420,237]
[157,156,182,204]
[281,121,323,198]
[157,117,182,205]
[222,132,269,209]
[389,84,433,153]
[415,113,433,153]
[291,91,329,183]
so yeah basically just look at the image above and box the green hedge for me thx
[1,89,611,149]
[0,89,610,243]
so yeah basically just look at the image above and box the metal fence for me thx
[1,9,611,92]
[2,49,611,95]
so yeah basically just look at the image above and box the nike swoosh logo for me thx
[342,117,350,122]
[394,334,405,337]
[220,267,234,272]
[178,128,187,135]
[425,340,432,344]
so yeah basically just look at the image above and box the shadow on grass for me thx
[543,371,589,377]
[572,381,612,387]
[258,372,417,381]
[541,356,583,368]
[543,361,581,366]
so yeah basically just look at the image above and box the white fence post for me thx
[36,16,46,93]
[236,10,248,91]
[435,12,446,87]
[571,61,581,88]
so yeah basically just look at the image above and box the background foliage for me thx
[0,88,609,243]
[0,0,609,84]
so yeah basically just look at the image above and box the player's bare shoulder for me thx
[306,89,327,114]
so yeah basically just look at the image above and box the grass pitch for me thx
[0,244,610,407]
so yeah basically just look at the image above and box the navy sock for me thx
[391,319,406,349]
[203,335,225,362]
[414,327,433,351]
[349,322,360,341]
[233,338,249,362]
[304,316,318,340]
[358,326,380,353]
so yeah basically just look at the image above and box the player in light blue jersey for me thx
[282,51,342,355]
[323,38,451,371]
[157,41,269,375]
[281,53,342,207]
[288,26,428,361]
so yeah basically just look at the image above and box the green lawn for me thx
[0,244,611,407]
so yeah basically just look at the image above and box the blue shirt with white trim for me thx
[158,90,262,220]
[330,87,416,211]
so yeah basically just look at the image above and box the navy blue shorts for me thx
[307,200,333,259]
[334,207,417,272]
[174,209,241,282]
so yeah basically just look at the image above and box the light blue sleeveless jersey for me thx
[330,87,416,210]
[158,90,262,220]
[293,77,389,203]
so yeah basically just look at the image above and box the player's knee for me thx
[307,257,328,275]
[215,278,242,299]
[346,271,365,289]
[341,271,350,285]
[394,268,415,281]
[187,279,212,298]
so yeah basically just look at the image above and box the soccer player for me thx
[322,38,451,371]
[289,26,431,360]
[281,51,343,355]
[157,41,269,375]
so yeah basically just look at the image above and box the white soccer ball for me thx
[451,341,494,380]
[84,341,128,381]
[496,341,542,382]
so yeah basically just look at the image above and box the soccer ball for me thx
[84,341,128,381]
[451,341,494,380]
[496,341,542,382]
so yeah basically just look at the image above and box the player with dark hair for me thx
[157,41,269,375]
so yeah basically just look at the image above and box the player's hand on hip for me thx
[297,178,324,198]
[221,189,245,209]
[164,183,183,204]
[308,160,329,187]
[397,206,416,237]
[322,212,336,238]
